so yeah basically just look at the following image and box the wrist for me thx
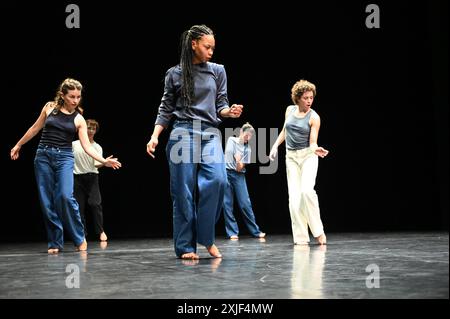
[221,107,231,118]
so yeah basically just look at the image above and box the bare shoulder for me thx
[311,109,321,120]
[286,105,296,112]
[42,101,56,113]
[41,101,57,118]
[310,110,321,127]
[284,105,296,117]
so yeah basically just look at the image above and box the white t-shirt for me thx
[72,140,103,175]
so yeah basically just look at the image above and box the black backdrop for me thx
[1,1,448,242]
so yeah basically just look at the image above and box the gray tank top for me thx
[285,106,316,150]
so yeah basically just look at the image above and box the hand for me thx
[146,136,158,159]
[104,156,122,169]
[269,146,278,161]
[315,147,329,158]
[228,104,243,118]
[10,145,21,160]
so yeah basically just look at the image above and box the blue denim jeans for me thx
[223,169,261,237]
[166,120,226,257]
[34,144,85,249]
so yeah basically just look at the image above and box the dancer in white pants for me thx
[269,79,329,245]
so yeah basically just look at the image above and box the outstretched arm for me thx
[94,146,105,168]
[10,102,54,160]
[269,128,286,161]
[269,105,293,161]
[77,115,121,169]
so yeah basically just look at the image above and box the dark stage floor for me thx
[0,232,448,299]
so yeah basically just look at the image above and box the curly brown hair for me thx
[291,79,316,104]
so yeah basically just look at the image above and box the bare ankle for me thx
[76,239,88,251]
[207,244,222,258]
[100,232,107,241]
[315,233,327,245]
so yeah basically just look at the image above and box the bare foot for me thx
[100,232,108,241]
[181,259,199,266]
[206,244,222,258]
[47,248,59,254]
[229,235,239,240]
[76,239,88,251]
[315,233,327,245]
[180,252,199,260]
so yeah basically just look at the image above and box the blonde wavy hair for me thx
[53,78,84,114]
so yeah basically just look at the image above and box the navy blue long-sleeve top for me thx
[155,62,229,128]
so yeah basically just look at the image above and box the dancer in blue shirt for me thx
[147,25,243,260]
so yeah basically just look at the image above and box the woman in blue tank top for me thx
[10,78,122,254]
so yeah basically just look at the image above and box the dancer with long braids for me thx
[147,25,243,260]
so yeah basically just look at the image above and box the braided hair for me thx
[179,24,214,107]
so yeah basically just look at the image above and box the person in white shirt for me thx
[73,119,108,242]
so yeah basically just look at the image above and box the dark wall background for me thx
[1,1,448,242]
